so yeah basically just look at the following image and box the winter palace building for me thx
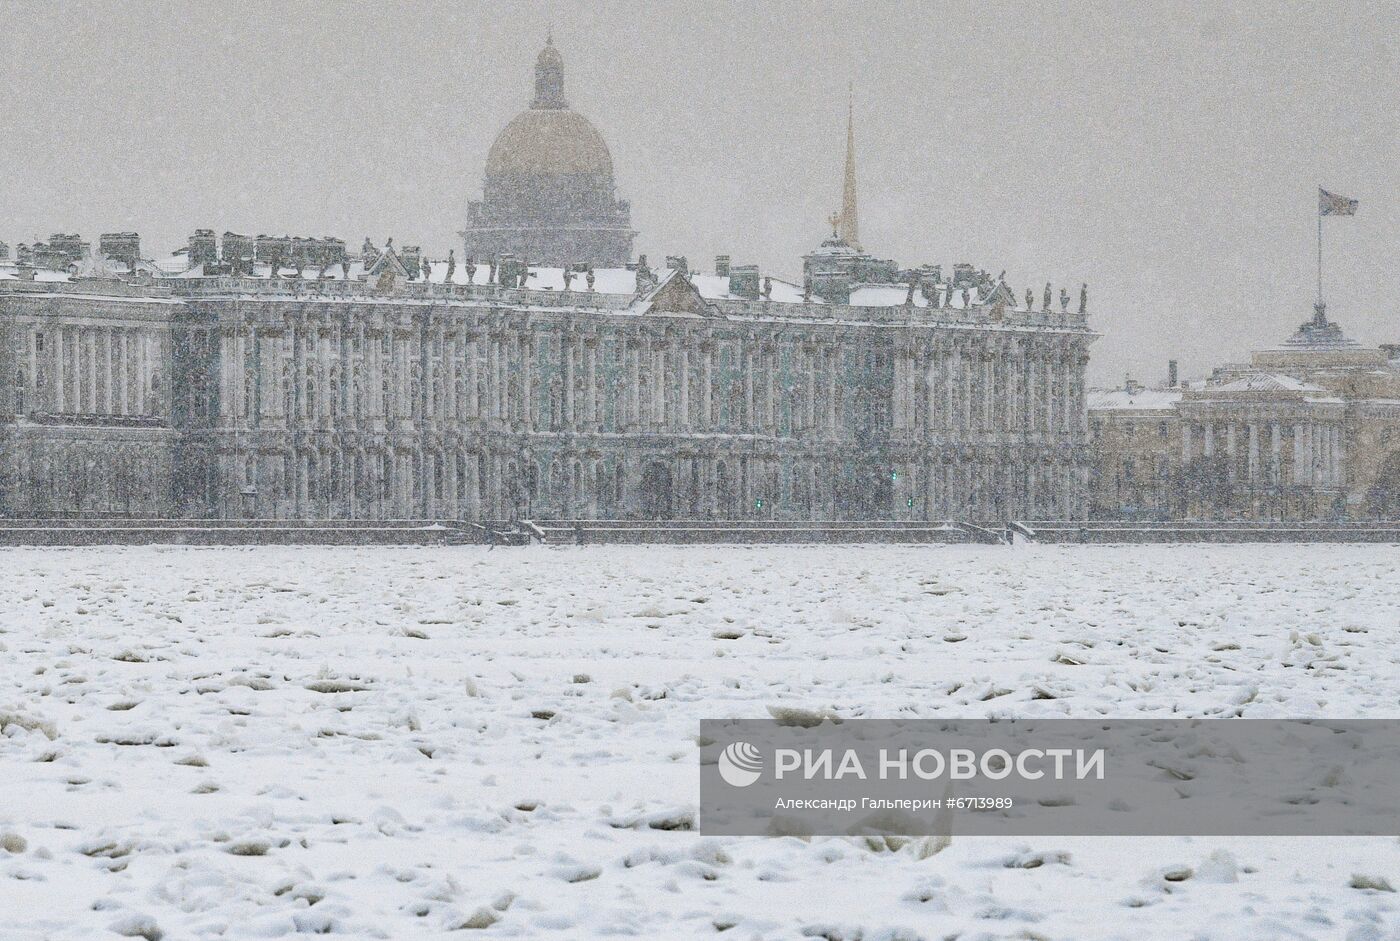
[0,40,1095,522]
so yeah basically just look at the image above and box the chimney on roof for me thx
[728,264,760,299]
[665,255,688,276]
[714,255,730,278]
[43,234,87,269]
[187,230,217,269]
[99,232,141,269]
[1168,359,1178,388]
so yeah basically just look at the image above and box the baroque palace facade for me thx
[0,40,1095,522]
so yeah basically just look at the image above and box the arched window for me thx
[329,453,342,501]
[307,451,319,501]
[549,378,563,429]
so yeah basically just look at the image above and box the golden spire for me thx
[838,84,860,250]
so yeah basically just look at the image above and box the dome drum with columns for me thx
[461,37,635,268]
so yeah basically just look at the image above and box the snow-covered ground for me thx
[3,544,1399,940]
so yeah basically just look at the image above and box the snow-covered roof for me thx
[1206,373,1323,394]
[1184,371,1345,406]
[687,273,810,304]
[0,262,73,283]
[153,257,1028,312]
[1087,387,1183,411]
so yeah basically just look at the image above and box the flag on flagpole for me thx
[1319,188,1359,216]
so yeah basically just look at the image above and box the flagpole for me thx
[1316,195,1325,326]
[1317,209,1323,307]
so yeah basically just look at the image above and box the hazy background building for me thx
[460,37,635,267]
[1089,306,1400,521]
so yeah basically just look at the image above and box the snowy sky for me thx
[2,1,1397,384]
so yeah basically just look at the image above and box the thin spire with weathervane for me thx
[837,84,860,250]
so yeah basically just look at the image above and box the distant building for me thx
[1089,305,1400,519]
[460,37,636,268]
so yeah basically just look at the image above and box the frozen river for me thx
[3,544,1399,939]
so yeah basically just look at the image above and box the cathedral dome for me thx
[463,35,635,267]
[485,107,614,179]
[483,35,613,181]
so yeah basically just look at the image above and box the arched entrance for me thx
[834,461,892,520]
[1366,451,1400,517]
[640,461,674,520]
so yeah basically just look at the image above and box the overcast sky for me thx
[2,1,1396,384]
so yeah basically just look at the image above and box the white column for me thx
[54,326,66,412]
[587,340,599,428]
[135,332,147,414]
[826,348,837,434]
[893,351,906,430]
[1270,422,1281,484]
[1335,426,1346,488]
[103,328,114,414]
[742,345,754,431]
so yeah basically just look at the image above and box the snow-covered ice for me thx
[2,544,1399,939]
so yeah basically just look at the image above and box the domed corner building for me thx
[461,36,636,268]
